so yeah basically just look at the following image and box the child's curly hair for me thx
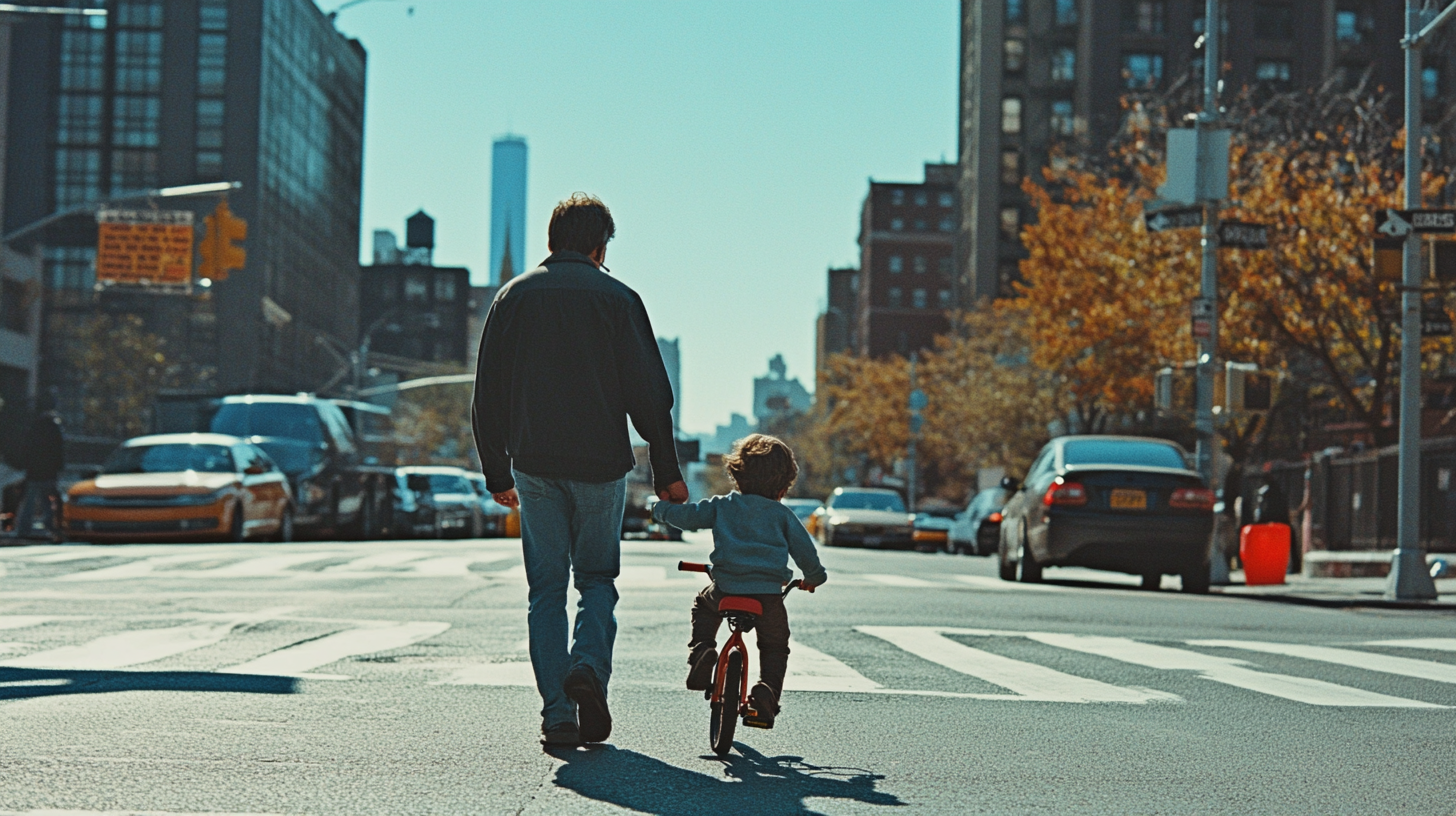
[724,434,798,499]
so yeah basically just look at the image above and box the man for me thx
[472,193,687,748]
[14,408,64,541]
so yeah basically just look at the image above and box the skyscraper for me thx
[489,135,526,287]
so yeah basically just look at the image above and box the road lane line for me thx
[1021,632,1442,708]
[856,626,1175,703]
[1365,638,1456,652]
[57,553,220,582]
[0,608,292,670]
[218,621,449,677]
[861,574,939,588]
[1191,640,1456,685]
[430,661,535,686]
[782,639,884,693]
[192,552,346,577]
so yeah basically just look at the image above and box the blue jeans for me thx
[515,471,627,727]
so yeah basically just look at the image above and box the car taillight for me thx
[1169,487,1216,510]
[988,512,1003,523]
[1042,479,1088,507]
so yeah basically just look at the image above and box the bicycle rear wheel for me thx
[710,651,742,755]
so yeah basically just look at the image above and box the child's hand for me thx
[799,581,819,593]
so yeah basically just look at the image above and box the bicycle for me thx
[677,560,809,755]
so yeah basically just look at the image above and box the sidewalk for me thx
[1213,571,1456,610]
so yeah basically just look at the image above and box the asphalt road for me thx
[0,533,1453,815]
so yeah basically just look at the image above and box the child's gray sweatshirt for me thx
[651,492,828,595]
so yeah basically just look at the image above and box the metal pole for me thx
[1390,0,1439,600]
[907,353,918,515]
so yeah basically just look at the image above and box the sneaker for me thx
[743,682,778,729]
[563,668,612,743]
[686,644,718,691]
[540,722,580,747]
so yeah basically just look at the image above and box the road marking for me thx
[0,608,292,670]
[856,626,1176,704]
[193,552,346,578]
[406,556,478,576]
[1191,640,1456,686]
[57,553,219,582]
[430,661,535,686]
[0,811,285,815]
[1016,631,1443,708]
[782,639,883,693]
[28,551,114,563]
[324,550,428,571]
[861,574,938,588]
[219,621,450,678]
[950,575,1067,592]
[0,616,61,631]
[1366,638,1456,652]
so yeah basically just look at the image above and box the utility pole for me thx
[907,353,923,514]
[1193,0,1220,486]
[1389,0,1452,601]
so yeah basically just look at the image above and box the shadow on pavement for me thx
[546,741,904,816]
[0,667,297,700]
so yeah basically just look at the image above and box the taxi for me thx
[65,433,293,543]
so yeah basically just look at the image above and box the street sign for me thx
[95,209,194,285]
[1191,297,1214,340]
[1145,206,1204,233]
[1374,208,1456,238]
[1422,305,1453,337]
[1218,221,1270,250]
[908,388,928,412]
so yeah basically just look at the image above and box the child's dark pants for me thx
[690,582,790,701]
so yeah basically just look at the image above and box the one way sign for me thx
[1374,208,1456,238]
[1145,206,1204,232]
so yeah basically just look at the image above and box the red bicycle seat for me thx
[717,596,763,616]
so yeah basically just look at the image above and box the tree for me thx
[61,313,172,439]
[392,384,476,467]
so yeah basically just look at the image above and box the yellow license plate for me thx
[1109,489,1147,510]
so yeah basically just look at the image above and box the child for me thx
[650,433,827,728]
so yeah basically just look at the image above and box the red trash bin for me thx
[1240,523,1290,585]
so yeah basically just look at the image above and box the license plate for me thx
[863,536,883,546]
[1109,489,1147,510]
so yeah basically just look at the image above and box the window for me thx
[1001,148,1022,186]
[43,246,96,291]
[197,34,227,96]
[2,280,30,335]
[1051,47,1076,83]
[111,150,158,191]
[1006,0,1025,25]
[1254,4,1293,40]
[1001,97,1023,135]
[887,287,903,308]
[55,148,101,206]
[998,261,1020,297]
[891,218,905,231]
[1122,53,1164,90]
[1256,60,1291,84]
[1050,99,1075,136]
[1004,39,1026,74]
[1055,0,1077,25]
[1192,10,1229,38]
[200,0,228,30]
[912,289,928,309]
[913,256,928,275]
[939,217,955,232]
[938,289,953,308]
[404,274,429,303]
[1000,206,1020,241]
[59,30,106,92]
[197,151,223,180]
[434,274,456,301]
[913,219,927,231]
[116,0,162,27]
[888,255,904,274]
[891,189,905,205]
[114,31,162,93]
[56,95,103,145]
[1424,67,1441,100]
[1122,1,1164,34]
[913,191,928,207]
[1335,5,1373,45]
[938,192,954,208]
[938,257,952,276]
[112,96,160,147]
[196,99,224,149]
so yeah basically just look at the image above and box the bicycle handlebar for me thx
[677,561,709,573]
[678,561,814,595]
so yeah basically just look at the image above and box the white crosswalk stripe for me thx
[219,621,450,679]
[1190,639,1456,686]
[1366,638,1456,652]
[0,608,292,670]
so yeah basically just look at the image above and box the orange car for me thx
[66,433,294,543]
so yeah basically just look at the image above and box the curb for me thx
[1211,587,1456,611]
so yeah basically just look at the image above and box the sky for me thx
[330,0,959,436]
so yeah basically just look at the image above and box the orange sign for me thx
[96,209,194,285]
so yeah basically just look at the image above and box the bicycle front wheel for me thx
[710,651,742,755]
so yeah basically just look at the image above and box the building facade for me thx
[361,212,471,371]
[856,163,957,358]
[657,336,681,438]
[958,0,1451,301]
[489,134,526,287]
[3,0,366,428]
[814,265,858,380]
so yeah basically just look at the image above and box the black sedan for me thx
[997,436,1214,593]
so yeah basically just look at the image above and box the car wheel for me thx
[274,506,295,543]
[1016,530,1043,583]
[1140,573,1161,591]
[997,526,1017,582]
[227,503,246,542]
[1181,562,1211,594]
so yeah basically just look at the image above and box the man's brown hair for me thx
[724,434,798,499]
[548,193,616,255]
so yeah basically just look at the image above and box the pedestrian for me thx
[472,193,686,748]
[14,409,64,541]
[1253,471,1288,527]
[651,434,827,730]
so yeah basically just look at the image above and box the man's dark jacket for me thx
[471,252,681,495]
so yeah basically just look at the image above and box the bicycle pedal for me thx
[741,712,773,729]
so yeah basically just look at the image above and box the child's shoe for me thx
[743,682,778,729]
[686,644,717,691]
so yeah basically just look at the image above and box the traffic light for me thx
[199,199,247,282]
[1226,362,1272,413]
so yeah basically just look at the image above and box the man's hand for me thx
[657,480,689,504]
[493,488,520,509]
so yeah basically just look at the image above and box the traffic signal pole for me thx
[1390,0,1443,600]
[1193,0,1220,486]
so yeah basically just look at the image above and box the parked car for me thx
[997,435,1214,593]
[811,487,915,549]
[65,433,293,543]
[465,472,518,537]
[397,466,482,538]
[385,468,439,538]
[948,488,1008,556]
[781,498,822,533]
[912,509,957,550]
